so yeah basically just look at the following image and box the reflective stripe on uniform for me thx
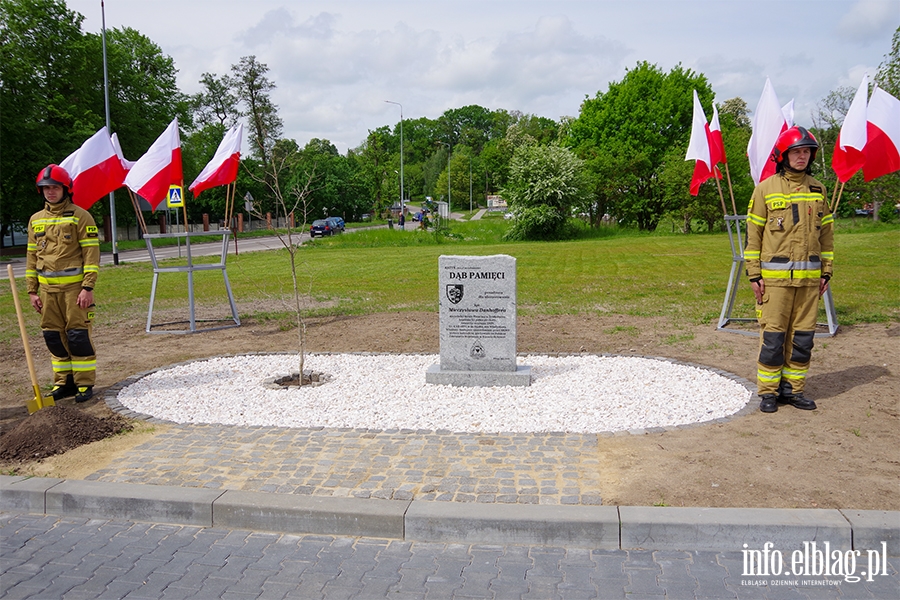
[821,251,834,261]
[83,265,99,274]
[821,214,834,225]
[782,366,808,381]
[27,243,37,252]
[52,358,72,372]
[764,192,824,204]
[37,267,85,286]
[744,250,761,260]
[757,367,782,383]
[32,216,80,227]
[761,268,822,280]
[747,213,766,227]
[79,238,100,248]
[70,359,97,372]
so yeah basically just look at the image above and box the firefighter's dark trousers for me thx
[755,285,819,397]
[39,285,96,387]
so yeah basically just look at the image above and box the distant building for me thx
[487,195,507,211]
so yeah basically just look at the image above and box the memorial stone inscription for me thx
[427,254,530,386]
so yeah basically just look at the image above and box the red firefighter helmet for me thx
[35,164,73,195]
[772,126,819,165]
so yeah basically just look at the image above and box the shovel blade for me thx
[26,387,55,414]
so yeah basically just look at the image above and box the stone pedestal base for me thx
[426,364,532,387]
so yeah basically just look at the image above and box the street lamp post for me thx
[437,142,451,214]
[385,101,403,214]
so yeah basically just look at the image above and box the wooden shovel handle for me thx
[7,264,41,390]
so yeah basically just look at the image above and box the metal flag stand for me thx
[130,185,241,334]
[715,205,838,338]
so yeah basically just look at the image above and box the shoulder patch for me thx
[809,186,823,194]
[63,211,75,216]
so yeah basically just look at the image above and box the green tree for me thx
[191,72,240,129]
[568,62,713,231]
[502,144,590,241]
[231,55,281,164]
[0,0,92,232]
[876,26,899,97]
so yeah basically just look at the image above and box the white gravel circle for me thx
[117,354,752,433]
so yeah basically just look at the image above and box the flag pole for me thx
[101,0,120,265]
[831,181,846,215]
[723,163,738,216]
[713,169,728,217]
[127,190,148,235]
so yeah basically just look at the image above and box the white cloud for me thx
[837,0,898,43]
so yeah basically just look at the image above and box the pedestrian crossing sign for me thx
[167,185,184,208]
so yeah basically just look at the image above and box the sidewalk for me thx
[2,382,898,598]
[0,375,896,555]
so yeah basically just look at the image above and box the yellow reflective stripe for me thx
[757,368,782,382]
[83,265,99,274]
[782,367,808,380]
[51,359,72,372]
[744,250,761,259]
[763,192,823,203]
[821,251,834,260]
[71,360,96,372]
[25,269,37,277]
[38,273,85,285]
[761,269,821,279]
[32,217,79,226]
[821,214,834,225]
[79,238,100,247]
[747,214,766,226]
[27,243,37,251]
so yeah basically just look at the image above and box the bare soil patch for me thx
[1,312,897,510]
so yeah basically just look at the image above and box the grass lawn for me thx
[2,219,897,343]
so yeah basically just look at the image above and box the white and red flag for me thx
[709,102,727,166]
[685,90,721,196]
[123,118,183,210]
[59,127,128,209]
[111,132,136,171]
[862,86,900,182]
[189,123,243,197]
[832,74,869,183]
[748,79,790,184]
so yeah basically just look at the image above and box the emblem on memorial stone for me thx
[446,284,464,304]
[470,340,486,359]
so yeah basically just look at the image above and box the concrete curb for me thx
[2,475,897,554]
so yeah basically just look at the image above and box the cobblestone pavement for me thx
[2,513,897,599]
[86,425,607,505]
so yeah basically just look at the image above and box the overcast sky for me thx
[67,0,896,153]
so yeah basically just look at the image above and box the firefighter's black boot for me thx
[47,374,76,401]
[75,386,93,403]
[785,392,816,410]
[759,394,778,413]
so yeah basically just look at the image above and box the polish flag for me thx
[832,74,869,183]
[709,102,727,166]
[862,86,900,182]
[189,123,243,197]
[59,127,128,209]
[111,132,136,171]
[747,79,789,184]
[124,118,183,210]
[685,90,716,196]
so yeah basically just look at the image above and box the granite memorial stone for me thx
[426,254,531,386]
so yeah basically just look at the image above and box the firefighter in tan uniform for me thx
[744,127,834,413]
[26,165,101,403]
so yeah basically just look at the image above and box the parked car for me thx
[327,216,345,231]
[310,219,338,237]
